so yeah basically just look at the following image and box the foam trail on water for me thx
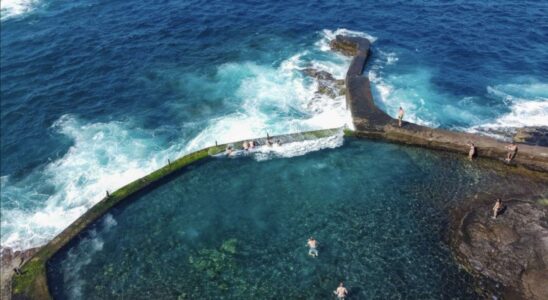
[0,0,39,21]
[467,83,548,138]
[1,29,364,250]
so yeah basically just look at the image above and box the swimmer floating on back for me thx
[307,237,318,257]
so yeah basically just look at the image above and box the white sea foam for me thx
[316,28,378,52]
[1,29,359,250]
[0,0,39,21]
[0,116,181,250]
[221,132,344,161]
[369,67,441,128]
[184,47,350,153]
[468,83,548,136]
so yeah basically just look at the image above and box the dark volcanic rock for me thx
[303,68,336,81]
[452,199,548,299]
[513,127,548,147]
[329,35,370,57]
[302,68,345,99]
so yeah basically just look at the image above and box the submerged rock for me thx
[513,127,548,147]
[452,198,548,299]
[301,68,345,99]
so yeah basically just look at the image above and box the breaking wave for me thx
[1,29,370,250]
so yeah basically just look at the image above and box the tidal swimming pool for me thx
[47,139,538,299]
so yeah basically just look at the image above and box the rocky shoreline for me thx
[451,196,548,299]
[1,247,40,300]
[329,34,548,299]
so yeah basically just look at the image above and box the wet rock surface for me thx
[452,198,548,299]
[1,247,40,300]
[302,68,345,99]
[513,127,548,147]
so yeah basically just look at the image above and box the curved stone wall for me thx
[11,34,548,300]
[10,128,342,300]
[331,34,548,173]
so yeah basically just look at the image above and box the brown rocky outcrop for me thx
[302,68,345,98]
[1,247,40,300]
[452,199,548,299]
[513,127,548,147]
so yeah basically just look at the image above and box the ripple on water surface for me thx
[46,139,546,299]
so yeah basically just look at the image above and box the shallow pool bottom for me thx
[48,139,533,299]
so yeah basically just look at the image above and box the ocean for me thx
[1,0,547,251]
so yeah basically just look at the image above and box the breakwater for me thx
[330,35,548,173]
[10,128,341,299]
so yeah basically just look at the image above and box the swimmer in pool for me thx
[333,282,348,299]
[307,237,318,257]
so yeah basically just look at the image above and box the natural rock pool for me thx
[47,139,543,299]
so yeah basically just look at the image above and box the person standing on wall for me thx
[397,106,405,127]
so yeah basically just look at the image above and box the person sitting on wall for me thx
[225,145,234,156]
[242,141,249,151]
[505,142,518,163]
[468,142,476,161]
[397,106,405,127]
[248,140,255,149]
[492,198,504,219]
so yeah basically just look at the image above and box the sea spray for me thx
[0,30,359,250]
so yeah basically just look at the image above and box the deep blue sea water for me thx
[1,0,547,250]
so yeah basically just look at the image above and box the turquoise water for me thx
[47,139,545,299]
[1,0,548,250]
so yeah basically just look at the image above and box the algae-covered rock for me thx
[220,238,238,254]
[188,238,239,280]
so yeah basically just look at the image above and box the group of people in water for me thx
[225,135,283,157]
[397,106,519,163]
[306,237,349,299]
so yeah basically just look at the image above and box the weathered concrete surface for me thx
[331,34,548,173]
[451,198,548,299]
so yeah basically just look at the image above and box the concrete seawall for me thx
[331,34,548,173]
[10,128,341,300]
